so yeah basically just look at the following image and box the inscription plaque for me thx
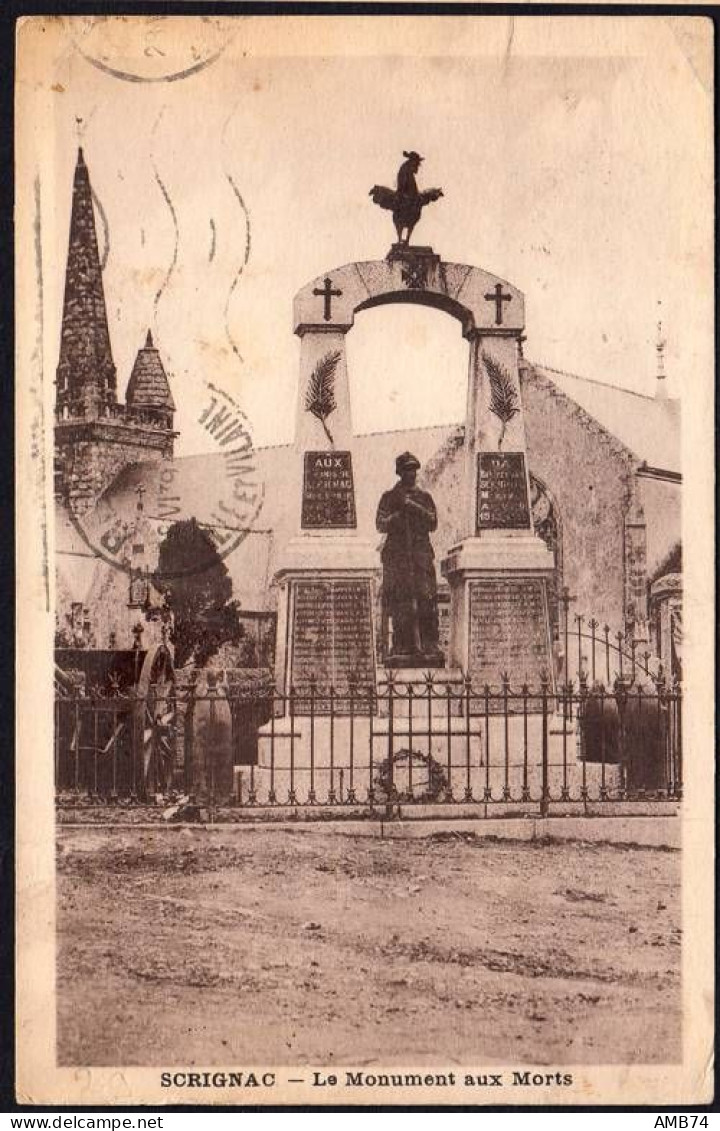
[476,451,531,531]
[468,578,553,707]
[290,579,375,711]
[301,451,356,528]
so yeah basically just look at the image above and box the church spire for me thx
[126,328,176,424]
[55,147,117,419]
[655,302,668,401]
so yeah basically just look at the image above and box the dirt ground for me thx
[56,826,681,1067]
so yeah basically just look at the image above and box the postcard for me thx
[15,14,714,1106]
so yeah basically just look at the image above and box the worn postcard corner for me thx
[15,13,714,1109]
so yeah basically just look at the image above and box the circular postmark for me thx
[65,16,235,85]
[66,382,265,582]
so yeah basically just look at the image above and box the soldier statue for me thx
[376,452,444,667]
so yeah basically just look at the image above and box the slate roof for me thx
[125,330,176,411]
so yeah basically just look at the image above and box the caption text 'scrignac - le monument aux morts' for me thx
[53,146,681,705]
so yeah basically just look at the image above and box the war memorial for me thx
[53,148,682,814]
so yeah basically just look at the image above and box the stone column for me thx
[463,335,534,537]
[286,329,356,537]
[295,331,353,454]
[623,494,649,646]
[443,312,555,696]
[270,279,379,707]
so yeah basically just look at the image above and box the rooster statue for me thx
[369,151,443,245]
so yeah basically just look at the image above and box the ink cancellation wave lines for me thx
[219,100,252,366]
[223,172,252,367]
[151,166,179,316]
[150,108,179,322]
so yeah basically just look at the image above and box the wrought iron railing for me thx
[54,673,682,814]
[558,588,673,687]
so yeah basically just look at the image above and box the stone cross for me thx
[484,282,513,326]
[313,277,343,322]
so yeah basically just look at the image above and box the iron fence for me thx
[558,589,678,687]
[55,673,682,814]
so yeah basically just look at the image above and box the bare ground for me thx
[56,826,681,1067]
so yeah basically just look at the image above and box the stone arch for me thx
[291,255,526,487]
[348,303,470,434]
[294,257,524,339]
[354,286,480,332]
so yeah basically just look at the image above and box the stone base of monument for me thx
[549,712,577,735]
[444,532,554,574]
[277,534,378,575]
[253,709,617,806]
[376,667,464,716]
[442,532,556,693]
[384,651,446,670]
[272,535,380,698]
[386,243,438,264]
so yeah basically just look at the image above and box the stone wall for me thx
[55,422,171,514]
[521,365,638,633]
[640,475,682,577]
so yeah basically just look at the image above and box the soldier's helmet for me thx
[395,451,421,475]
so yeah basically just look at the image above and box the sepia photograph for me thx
[15,13,714,1107]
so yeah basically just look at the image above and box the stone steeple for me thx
[54,148,177,514]
[126,329,176,428]
[655,314,668,401]
[55,148,117,419]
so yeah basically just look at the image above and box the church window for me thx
[129,573,150,609]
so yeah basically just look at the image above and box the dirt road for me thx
[56,826,680,1067]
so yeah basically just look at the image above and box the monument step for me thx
[377,666,464,683]
[259,712,581,751]
[247,762,623,806]
[549,713,577,735]
[376,666,465,716]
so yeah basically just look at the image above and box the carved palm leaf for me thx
[305,351,340,422]
[483,351,519,427]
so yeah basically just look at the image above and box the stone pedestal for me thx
[442,281,556,700]
[255,668,488,804]
[376,667,464,717]
[272,538,379,700]
[443,534,556,695]
[385,649,445,669]
[258,538,379,799]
